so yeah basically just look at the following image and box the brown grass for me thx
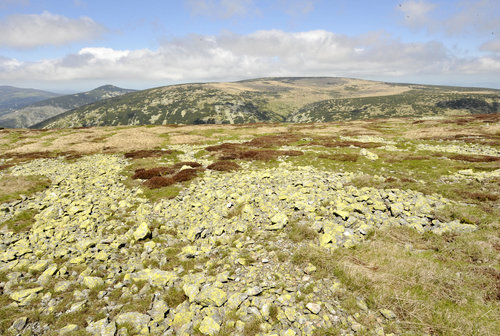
[318,153,359,162]
[0,164,13,171]
[243,133,300,148]
[205,143,241,152]
[172,168,199,182]
[457,191,499,202]
[238,149,303,160]
[132,166,176,179]
[124,149,173,159]
[205,142,303,161]
[207,161,241,171]
[0,151,82,161]
[447,154,500,163]
[143,176,175,189]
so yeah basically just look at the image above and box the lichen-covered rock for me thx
[10,287,43,302]
[86,318,117,336]
[266,213,288,230]
[360,148,378,160]
[199,316,221,335]
[196,286,228,307]
[133,222,151,240]
[59,324,79,334]
[182,283,200,302]
[0,149,482,335]
[127,268,177,287]
[306,302,321,315]
[115,312,150,331]
[83,276,104,289]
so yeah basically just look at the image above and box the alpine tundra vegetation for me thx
[0,114,499,336]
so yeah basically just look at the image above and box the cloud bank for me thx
[1,29,499,89]
[0,11,106,48]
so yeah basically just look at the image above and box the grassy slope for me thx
[34,77,500,129]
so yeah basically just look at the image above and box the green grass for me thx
[2,209,37,232]
[139,184,181,202]
[162,286,187,309]
[289,197,499,336]
[287,221,318,242]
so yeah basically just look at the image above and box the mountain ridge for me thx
[0,86,60,117]
[0,85,136,128]
[33,77,500,129]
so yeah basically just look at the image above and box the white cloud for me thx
[481,38,500,53]
[397,0,436,29]
[0,11,106,49]
[444,0,500,35]
[398,0,500,36]
[0,29,498,89]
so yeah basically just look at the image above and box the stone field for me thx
[0,114,499,335]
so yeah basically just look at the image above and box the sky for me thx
[0,0,499,92]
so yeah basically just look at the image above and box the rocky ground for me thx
[0,114,499,335]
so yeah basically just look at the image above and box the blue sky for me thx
[0,0,499,92]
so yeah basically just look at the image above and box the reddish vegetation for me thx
[143,176,175,189]
[133,161,203,189]
[0,151,57,160]
[124,149,173,159]
[207,161,241,171]
[0,164,14,171]
[205,138,304,161]
[132,166,176,179]
[172,161,203,169]
[0,151,83,165]
[459,191,499,202]
[448,154,500,163]
[205,143,241,152]
[238,149,303,161]
[243,133,300,148]
[173,168,199,182]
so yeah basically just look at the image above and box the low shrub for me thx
[448,154,500,163]
[172,168,199,182]
[132,166,176,179]
[143,176,175,189]
[172,161,202,169]
[243,134,300,148]
[207,161,240,171]
[124,149,172,159]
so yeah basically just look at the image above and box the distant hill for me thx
[0,85,136,128]
[0,86,60,117]
[34,78,500,129]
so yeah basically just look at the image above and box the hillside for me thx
[0,86,60,117]
[34,77,500,129]
[0,115,498,335]
[0,85,136,128]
